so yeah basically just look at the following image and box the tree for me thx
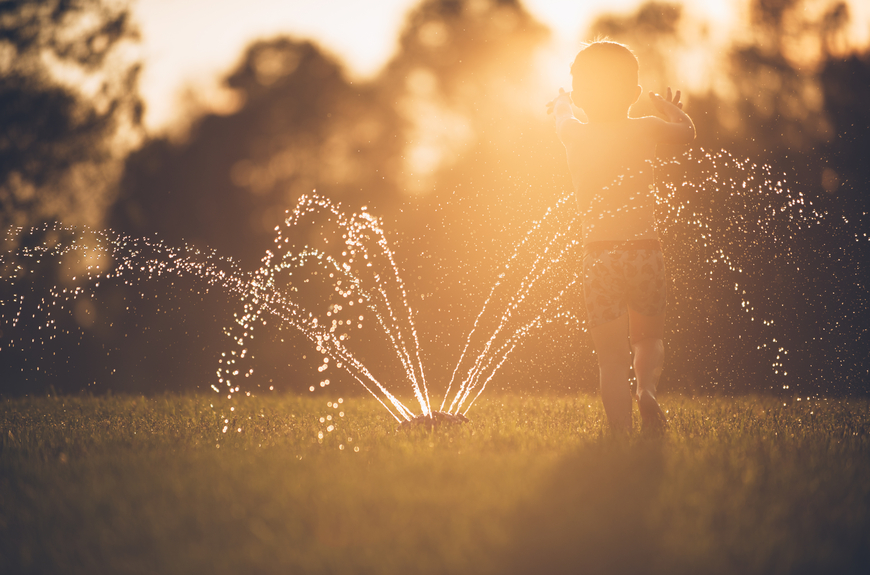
[0,0,146,395]
[0,0,143,231]
[97,38,409,395]
[112,38,404,267]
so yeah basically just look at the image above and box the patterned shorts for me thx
[582,240,667,328]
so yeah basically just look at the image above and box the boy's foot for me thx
[637,391,668,435]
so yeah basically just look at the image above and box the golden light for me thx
[132,0,870,135]
[133,0,418,132]
[399,67,474,194]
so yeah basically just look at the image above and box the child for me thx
[547,41,695,433]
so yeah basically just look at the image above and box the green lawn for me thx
[1,392,868,574]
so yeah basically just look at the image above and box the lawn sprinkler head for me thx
[397,411,470,431]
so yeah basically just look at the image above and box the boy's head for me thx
[570,41,641,120]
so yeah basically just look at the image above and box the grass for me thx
[1,391,869,575]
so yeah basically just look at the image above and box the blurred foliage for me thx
[112,38,405,264]
[0,0,143,230]
[1,0,869,396]
[101,0,567,396]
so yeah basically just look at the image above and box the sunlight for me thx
[528,0,743,108]
[133,0,869,133]
[132,0,649,132]
[524,0,641,41]
[398,66,475,193]
[133,0,417,131]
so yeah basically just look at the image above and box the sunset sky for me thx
[131,0,738,132]
[131,0,869,133]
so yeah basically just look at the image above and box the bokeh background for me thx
[1,0,869,399]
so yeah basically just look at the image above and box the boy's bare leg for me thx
[632,338,664,396]
[590,314,632,433]
[629,309,667,432]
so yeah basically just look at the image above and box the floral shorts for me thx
[582,240,667,328]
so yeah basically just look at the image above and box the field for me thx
[1,392,869,575]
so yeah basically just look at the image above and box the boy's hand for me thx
[649,87,696,143]
[546,88,572,115]
[649,87,683,116]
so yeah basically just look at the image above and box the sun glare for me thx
[133,0,869,133]
[134,0,416,132]
[524,0,642,41]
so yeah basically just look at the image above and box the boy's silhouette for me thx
[548,41,695,433]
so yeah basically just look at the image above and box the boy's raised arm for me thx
[547,88,579,133]
[649,88,695,144]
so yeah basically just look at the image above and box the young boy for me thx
[547,41,695,433]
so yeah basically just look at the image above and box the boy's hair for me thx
[570,41,639,118]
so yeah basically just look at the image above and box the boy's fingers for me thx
[548,89,573,111]
[651,89,685,109]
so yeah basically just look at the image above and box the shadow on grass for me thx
[498,439,665,575]
[497,433,870,575]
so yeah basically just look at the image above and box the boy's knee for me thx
[633,337,664,354]
[633,338,664,367]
